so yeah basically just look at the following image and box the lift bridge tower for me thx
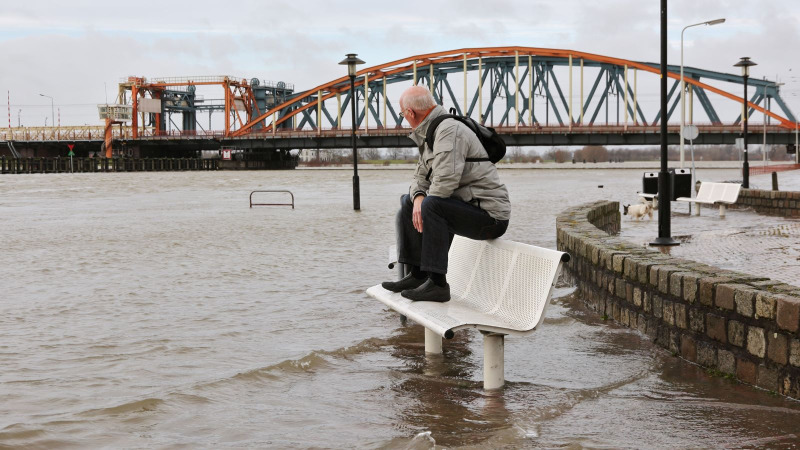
[117,75,295,138]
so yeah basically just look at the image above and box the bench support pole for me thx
[719,204,726,218]
[694,203,701,216]
[424,328,442,354]
[482,332,505,389]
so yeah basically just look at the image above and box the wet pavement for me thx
[618,170,800,287]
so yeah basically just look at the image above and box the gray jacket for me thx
[408,105,511,221]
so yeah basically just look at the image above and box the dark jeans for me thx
[396,194,509,274]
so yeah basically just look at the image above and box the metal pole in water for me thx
[651,0,678,247]
[424,328,442,354]
[483,332,504,389]
[339,54,365,210]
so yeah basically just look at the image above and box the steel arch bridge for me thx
[225,46,797,148]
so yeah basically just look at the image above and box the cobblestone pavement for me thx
[619,170,800,287]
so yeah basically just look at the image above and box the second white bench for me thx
[367,236,569,389]
[676,181,741,218]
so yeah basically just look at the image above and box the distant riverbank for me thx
[298,160,787,170]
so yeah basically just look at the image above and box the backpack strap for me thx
[424,114,490,162]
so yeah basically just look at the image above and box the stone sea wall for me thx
[556,200,800,399]
[733,188,800,218]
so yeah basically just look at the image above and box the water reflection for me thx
[385,319,512,447]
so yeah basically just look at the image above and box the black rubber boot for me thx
[401,279,451,302]
[382,273,426,293]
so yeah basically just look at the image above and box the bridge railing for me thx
[4,122,793,142]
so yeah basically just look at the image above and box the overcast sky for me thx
[2,0,798,127]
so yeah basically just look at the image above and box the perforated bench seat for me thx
[676,181,741,217]
[367,236,570,389]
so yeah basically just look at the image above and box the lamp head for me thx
[339,53,365,77]
[706,18,725,25]
[734,57,756,77]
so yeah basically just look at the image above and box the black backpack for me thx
[424,108,506,163]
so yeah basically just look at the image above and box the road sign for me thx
[222,149,232,160]
[735,138,744,150]
[682,125,699,141]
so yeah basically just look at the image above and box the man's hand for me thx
[412,195,424,233]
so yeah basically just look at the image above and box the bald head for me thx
[399,85,436,112]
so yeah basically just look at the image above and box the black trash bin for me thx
[642,172,659,196]
[643,169,693,201]
[670,168,692,200]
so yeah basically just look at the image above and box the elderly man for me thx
[381,86,511,302]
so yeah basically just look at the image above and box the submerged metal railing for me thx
[249,190,295,209]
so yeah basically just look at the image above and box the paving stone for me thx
[776,295,800,332]
[633,287,642,307]
[669,330,680,354]
[619,216,800,289]
[653,295,663,319]
[682,273,700,304]
[663,300,675,326]
[612,253,626,274]
[734,289,757,318]
[680,334,697,362]
[719,349,736,374]
[736,358,758,385]
[706,314,726,343]
[674,304,687,329]
[637,313,647,334]
[699,277,733,307]
[623,257,638,278]
[728,320,746,347]
[649,265,662,287]
[755,292,778,320]
[638,263,650,284]
[791,339,800,367]
[646,318,659,339]
[757,365,780,392]
[697,341,717,368]
[616,278,627,300]
[767,332,789,365]
[715,283,739,311]
[747,326,766,358]
[659,266,680,295]
[689,308,705,333]
[670,272,684,298]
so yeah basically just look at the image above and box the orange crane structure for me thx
[118,76,262,139]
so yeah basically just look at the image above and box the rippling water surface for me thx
[1,168,799,448]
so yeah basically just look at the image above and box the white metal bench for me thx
[367,236,569,389]
[676,181,741,218]
[637,193,658,209]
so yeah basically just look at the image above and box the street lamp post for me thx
[339,54,365,210]
[651,0,678,247]
[39,94,54,128]
[734,57,757,188]
[680,18,725,168]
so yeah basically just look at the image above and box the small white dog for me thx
[624,201,653,220]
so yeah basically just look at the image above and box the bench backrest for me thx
[697,182,741,204]
[446,236,565,332]
[720,183,741,203]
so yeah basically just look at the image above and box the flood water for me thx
[1,168,799,448]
